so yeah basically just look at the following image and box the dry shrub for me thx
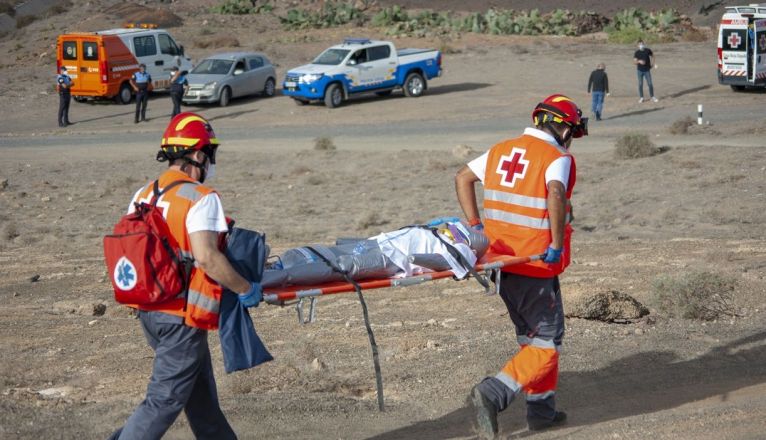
[652,271,738,321]
[680,27,710,42]
[15,15,36,28]
[356,211,388,230]
[668,116,695,135]
[104,3,183,27]
[314,136,336,151]
[195,35,240,49]
[614,133,660,159]
[304,174,326,186]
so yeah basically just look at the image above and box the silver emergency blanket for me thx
[260,221,489,289]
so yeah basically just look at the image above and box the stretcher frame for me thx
[262,253,541,411]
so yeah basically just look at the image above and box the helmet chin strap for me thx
[543,122,572,148]
[182,156,208,183]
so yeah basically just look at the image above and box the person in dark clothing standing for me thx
[587,63,609,121]
[131,64,153,123]
[56,66,73,127]
[634,40,658,103]
[169,66,188,118]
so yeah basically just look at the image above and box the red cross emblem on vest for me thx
[728,32,742,49]
[496,147,529,188]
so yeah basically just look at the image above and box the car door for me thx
[754,19,766,83]
[158,33,182,84]
[229,58,249,97]
[364,44,396,89]
[720,20,748,79]
[132,34,164,88]
[247,56,268,93]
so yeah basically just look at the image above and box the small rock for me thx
[13,292,19,297]
[645,316,657,325]
[426,340,439,349]
[88,320,98,326]
[41,196,51,202]
[29,275,40,282]
[92,303,107,316]
[390,321,403,328]
[567,290,649,322]
[38,386,74,398]
[634,328,644,335]
[311,358,325,371]
[0,179,8,190]
[426,318,437,326]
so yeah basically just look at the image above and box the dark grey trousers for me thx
[109,311,236,440]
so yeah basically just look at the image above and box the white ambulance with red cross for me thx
[718,4,766,90]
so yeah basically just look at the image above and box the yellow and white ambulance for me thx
[718,4,766,90]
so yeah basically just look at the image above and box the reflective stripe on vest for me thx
[187,288,221,315]
[485,209,572,230]
[485,189,547,210]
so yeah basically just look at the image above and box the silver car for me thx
[183,52,277,106]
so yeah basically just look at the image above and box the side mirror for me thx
[179,45,185,56]
[234,69,244,76]
[347,59,357,66]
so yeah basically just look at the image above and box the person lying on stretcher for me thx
[260,219,489,289]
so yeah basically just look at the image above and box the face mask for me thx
[638,44,645,50]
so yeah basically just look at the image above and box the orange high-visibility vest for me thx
[128,169,224,330]
[482,133,576,278]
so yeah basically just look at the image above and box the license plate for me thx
[285,81,297,88]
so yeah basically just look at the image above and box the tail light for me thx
[437,54,442,67]
[99,60,109,83]
[717,47,723,69]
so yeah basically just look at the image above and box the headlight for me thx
[203,82,217,90]
[299,73,323,83]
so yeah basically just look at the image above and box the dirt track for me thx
[2,2,766,439]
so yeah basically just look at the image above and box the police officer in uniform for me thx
[130,63,153,123]
[57,66,73,127]
[169,66,188,118]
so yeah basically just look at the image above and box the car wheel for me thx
[117,82,132,104]
[263,78,276,97]
[324,83,343,108]
[293,98,308,106]
[375,90,393,97]
[730,85,746,92]
[73,96,87,103]
[403,72,425,98]
[219,86,231,107]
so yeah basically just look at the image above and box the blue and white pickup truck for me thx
[282,38,442,108]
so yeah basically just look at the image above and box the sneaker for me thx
[651,96,659,103]
[638,97,645,103]
[469,386,498,439]
[528,410,567,431]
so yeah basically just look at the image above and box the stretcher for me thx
[263,253,540,323]
[262,253,541,411]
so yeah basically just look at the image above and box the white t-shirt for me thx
[467,127,572,190]
[127,184,228,234]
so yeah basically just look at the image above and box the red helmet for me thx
[531,94,588,138]
[158,112,218,162]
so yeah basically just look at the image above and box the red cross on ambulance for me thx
[728,32,742,49]
[497,147,529,188]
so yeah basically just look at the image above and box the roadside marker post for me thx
[698,104,704,125]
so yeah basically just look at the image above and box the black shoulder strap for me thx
[150,179,197,206]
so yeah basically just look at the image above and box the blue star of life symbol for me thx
[117,259,135,288]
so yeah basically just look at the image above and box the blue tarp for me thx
[219,227,273,373]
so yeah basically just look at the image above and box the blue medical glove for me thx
[542,246,562,263]
[238,282,262,308]
[471,222,484,231]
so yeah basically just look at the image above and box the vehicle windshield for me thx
[191,59,234,75]
[312,49,350,65]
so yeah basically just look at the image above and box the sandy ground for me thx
[2,2,766,440]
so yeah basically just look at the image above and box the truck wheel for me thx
[219,86,231,107]
[324,83,343,108]
[730,85,746,92]
[403,72,425,97]
[263,78,276,97]
[293,98,308,106]
[117,83,132,105]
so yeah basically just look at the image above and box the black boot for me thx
[528,410,567,431]
[469,385,498,439]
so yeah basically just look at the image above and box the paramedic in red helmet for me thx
[108,112,260,440]
[455,94,586,438]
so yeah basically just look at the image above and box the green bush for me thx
[212,0,272,15]
[281,1,365,30]
[652,271,738,321]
